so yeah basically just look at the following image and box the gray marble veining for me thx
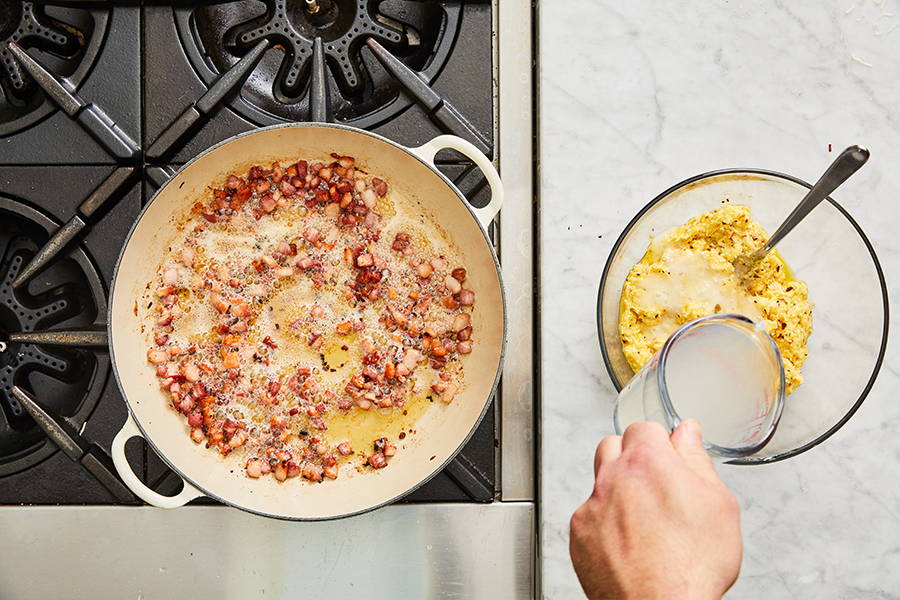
[539,1,900,597]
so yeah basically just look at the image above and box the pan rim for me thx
[108,122,508,520]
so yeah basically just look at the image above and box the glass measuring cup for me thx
[614,314,785,459]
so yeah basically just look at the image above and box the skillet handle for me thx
[411,135,504,231]
[111,414,203,508]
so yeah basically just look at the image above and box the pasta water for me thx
[614,314,784,457]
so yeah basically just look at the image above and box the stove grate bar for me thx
[146,166,178,190]
[444,451,494,502]
[453,165,488,205]
[309,37,330,123]
[364,38,491,156]
[7,42,139,160]
[146,40,269,162]
[12,167,137,289]
[8,328,108,348]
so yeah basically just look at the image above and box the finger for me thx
[621,421,671,452]
[593,435,623,476]
[670,419,718,484]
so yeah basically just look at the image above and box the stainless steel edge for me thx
[0,503,535,600]
[490,0,503,495]
[497,0,535,502]
[533,0,544,595]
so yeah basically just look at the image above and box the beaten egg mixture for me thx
[619,204,812,393]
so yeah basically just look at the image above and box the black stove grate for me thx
[230,0,404,93]
[178,0,459,128]
[0,1,107,135]
[0,196,108,476]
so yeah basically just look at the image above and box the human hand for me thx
[569,420,742,599]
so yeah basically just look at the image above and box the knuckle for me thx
[570,506,582,528]
[594,435,623,472]
[604,434,623,446]
[597,435,617,454]
[570,504,588,534]
[623,442,658,470]
[624,420,668,440]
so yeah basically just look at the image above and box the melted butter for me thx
[325,394,431,460]
[375,195,396,218]
[195,224,260,266]
[265,277,316,331]
[322,337,353,371]
[256,279,365,382]
[173,300,217,346]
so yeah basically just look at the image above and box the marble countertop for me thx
[538,1,900,597]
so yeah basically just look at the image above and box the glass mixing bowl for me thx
[597,170,889,464]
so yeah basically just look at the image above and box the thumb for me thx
[670,419,718,484]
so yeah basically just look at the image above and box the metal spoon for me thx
[733,145,870,278]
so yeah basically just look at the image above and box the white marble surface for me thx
[539,1,900,597]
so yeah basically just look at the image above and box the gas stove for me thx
[0,1,534,597]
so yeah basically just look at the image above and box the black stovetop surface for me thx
[0,1,496,505]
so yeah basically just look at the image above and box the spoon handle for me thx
[763,145,869,253]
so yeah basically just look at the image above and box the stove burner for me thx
[232,0,403,94]
[0,197,108,476]
[176,0,460,127]
[0,1,71,101]
[0,2,108,136]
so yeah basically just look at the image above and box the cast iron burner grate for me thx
[234,0,407,93]
[0,1,107,135]
[0,197,108,476]
[176,0,459,127]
